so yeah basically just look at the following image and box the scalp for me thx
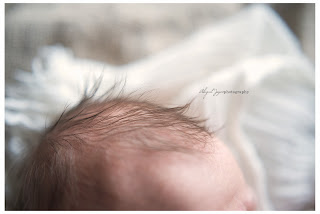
[17,94,213,210]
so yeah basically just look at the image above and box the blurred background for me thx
[5,3,315,85]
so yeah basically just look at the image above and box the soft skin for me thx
[76,138,256,211]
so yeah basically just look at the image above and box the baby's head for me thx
[18,95,256,210]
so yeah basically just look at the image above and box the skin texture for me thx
[76,138,257,210]
[18,98,256,210]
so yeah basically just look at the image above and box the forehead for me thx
[91,138,245,210]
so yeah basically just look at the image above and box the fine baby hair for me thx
[16,82,213,210]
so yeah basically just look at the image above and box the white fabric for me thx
[5,5,314,210]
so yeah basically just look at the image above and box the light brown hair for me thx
[15,84,212,210]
